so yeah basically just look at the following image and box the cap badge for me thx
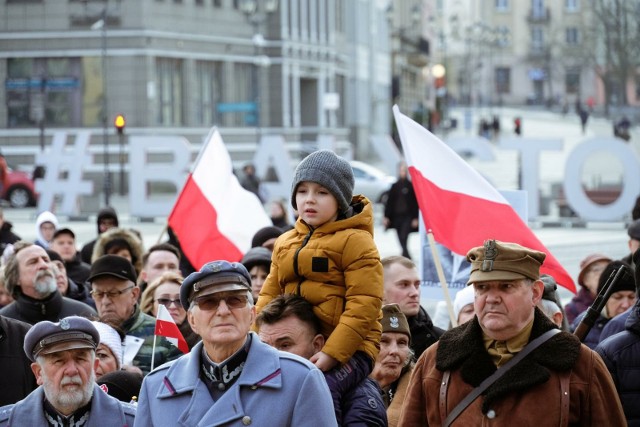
[482,240,498,272]
[60,318,71,330]
[389,316,400,329]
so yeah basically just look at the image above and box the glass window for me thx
[531,27,544,48]
[565,28,579,44]
[225,63,254,126]
[495,67,510,94]
[495,0,508,11]
[195,61,223,125]
[565,0,579,11]
[565,68,580,94]
[156,58,184,126]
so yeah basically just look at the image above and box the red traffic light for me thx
[114,114,126,134]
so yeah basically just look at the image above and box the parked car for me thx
[1,166,37,208]
[350,161,395,204]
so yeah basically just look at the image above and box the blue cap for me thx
[24,316,100,362]
[180,260,252,310]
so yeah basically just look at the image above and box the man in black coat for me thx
[0,315,37,406]
[383,162,419,259]
[0,242,95,324]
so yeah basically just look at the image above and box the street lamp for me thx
[91,8,110,207]
[240,0,278,143]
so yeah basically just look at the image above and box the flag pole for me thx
[427,230,458,328]
[150,335,157,371]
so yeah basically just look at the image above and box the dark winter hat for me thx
[628,219,640,240]
[540,274,561,304]
[52,227,76,240]
[251,226,283,249]
[24,316,99,362]
[291,150,354,214]
[380,304,411,339]
[241,247,272,272]
[597,260,635,295]
[97,370,143,404]
[180,260,252,310]
[45,249,63,264]
[634,249,640,293]
[88,254,138,283]
[467,240,546,284]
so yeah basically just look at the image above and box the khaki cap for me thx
[467,240,546,284]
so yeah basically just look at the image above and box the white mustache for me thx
[61,375,82,386]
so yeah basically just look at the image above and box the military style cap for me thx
[466,240,546,284]
[180,260,251,310]
[24,316,100,362]
[88,254,138,283]
[380,304,411,339]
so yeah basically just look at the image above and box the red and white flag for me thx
[155,304,189,354]
[392,106,576,293]
[168,128,272,269]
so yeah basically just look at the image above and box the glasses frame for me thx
[155,297,182,308]
[192,293,250,312]
[90,285,135,300]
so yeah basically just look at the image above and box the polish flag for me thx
[392,106,576,293]
[168,128,272,268]
[155,304,189,354]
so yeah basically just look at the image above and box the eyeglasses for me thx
[193,294,249,311]
[156,298,182,308]
[90,286,135,300]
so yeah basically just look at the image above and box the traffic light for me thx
[114,114,126,135]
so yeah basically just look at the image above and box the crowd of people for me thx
[0,148,637,426]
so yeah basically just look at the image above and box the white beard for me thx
[42,370,95,413]
[34,271,57,298]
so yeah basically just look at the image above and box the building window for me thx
[565,28,579,44]
[635,74,640,100]
[531,27,544,48]
[213,0,222,6]
[227,63,254,126]
[565,0,579,11]
[532,0,545,17]
[565,68,580,94]
[495,67,510,94]
[195,61,222,125]
[156,58,184,126]
[6,57,82,128]
[495,0,508,11]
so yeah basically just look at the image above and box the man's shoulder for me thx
[0,404,14,424]
[60,296,96,316]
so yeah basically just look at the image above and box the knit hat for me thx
[241,247,272,272]
[453,286,475,321]
[577,253,612,287]
[91,321,123,369]
[251,226,283,249]
[597,260,635,295]
[291,150,354,214]
[97,370,143,404]
[380,304,411,339]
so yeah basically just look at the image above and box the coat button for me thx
[242,416,252,425]
[487,409,496,419]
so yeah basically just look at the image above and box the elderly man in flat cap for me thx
[0,316,136,426]
[135,260,336,427]
[398,239,626,426]
[89,254,182,375]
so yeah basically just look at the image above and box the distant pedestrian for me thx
[384,161,419,259]
[514,117,522,135]
[33,211,58,249]
[80,206,119,264]
[240,163,264,203]
[0,208,20,256]
[579,108,589,134]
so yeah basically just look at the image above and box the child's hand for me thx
[310,351,338,372]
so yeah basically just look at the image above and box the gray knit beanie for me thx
[291,150,354,214]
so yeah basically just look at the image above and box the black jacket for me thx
[409,305,444,359]
[596,299,640,426]
[384,178,419,229]
[64,253,91,285]
[0,315,37,406]
[0,290,96,325]
[0,221,20,255]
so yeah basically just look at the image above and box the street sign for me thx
[5,77,79,91]
[216,102,257,113]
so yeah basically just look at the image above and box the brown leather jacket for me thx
[398,310,626,426]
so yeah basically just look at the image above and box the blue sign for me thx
[5,77,79,91]
[216,102,257,113]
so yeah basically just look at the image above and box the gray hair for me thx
[538,298,561,320]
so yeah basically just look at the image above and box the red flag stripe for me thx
[155,318,189,354]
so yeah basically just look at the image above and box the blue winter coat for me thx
[0,384,136,426]
[134,333,337,427]
[571,310,610,349]
[596,300,640,426]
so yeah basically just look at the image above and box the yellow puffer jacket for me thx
[256,195,383,365]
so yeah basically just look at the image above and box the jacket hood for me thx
[96,206,119,234]
[92,227,144,274]
[34,211,59,247]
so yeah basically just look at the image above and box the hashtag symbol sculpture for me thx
[35,131,94,215]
